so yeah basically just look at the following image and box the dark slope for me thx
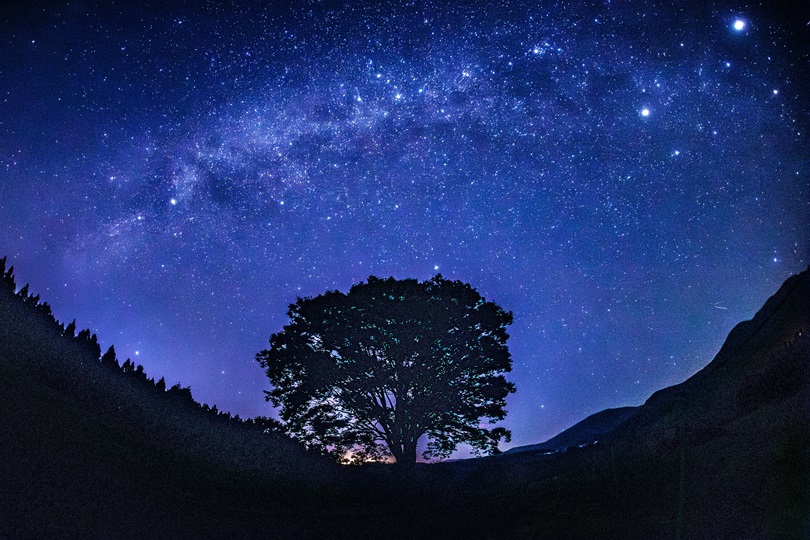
[598,267,810,538]
[428,269,809,539]
[507,267,808,462]
[0,258,348,539]
[611,268,808,447]
[503,406,638,455]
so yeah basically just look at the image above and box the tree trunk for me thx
[393,436,418,475]
[396,449,417,470]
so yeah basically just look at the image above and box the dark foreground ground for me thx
[1,262,808,539]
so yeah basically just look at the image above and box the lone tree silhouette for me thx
[257,275,515,469]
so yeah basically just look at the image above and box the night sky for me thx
[1,0,807,454]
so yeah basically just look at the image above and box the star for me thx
[733,19,746,32]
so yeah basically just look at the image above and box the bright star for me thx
[170,198,177,205]
[733,19,745,31]
[641,108,650,117]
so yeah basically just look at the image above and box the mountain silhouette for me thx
[503,406,638,456]
[612,268,808,445]
[430,267,808,538]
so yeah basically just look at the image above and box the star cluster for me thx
[1,1,806,451]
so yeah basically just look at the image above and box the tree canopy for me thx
[256,275,515,468]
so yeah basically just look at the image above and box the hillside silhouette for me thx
[427,268,809,538]
[0,257,347,538]
[503,406,639,456]
[0,256,807,538]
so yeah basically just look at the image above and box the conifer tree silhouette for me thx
[64,320,77,338]
[101,346,119,369]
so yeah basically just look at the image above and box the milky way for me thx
[1,0,807,452]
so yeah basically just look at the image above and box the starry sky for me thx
[1,0,807,453]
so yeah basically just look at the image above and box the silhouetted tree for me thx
[63,320,77,338]
[101,346,119,369]
[252,416,284,434]
[0,258,15,292]
[257,275,515,468]
[167,383,194,403]
[73,329,101,359]
[39,301,52,318]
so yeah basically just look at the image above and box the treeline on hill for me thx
[0,257,361,539]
